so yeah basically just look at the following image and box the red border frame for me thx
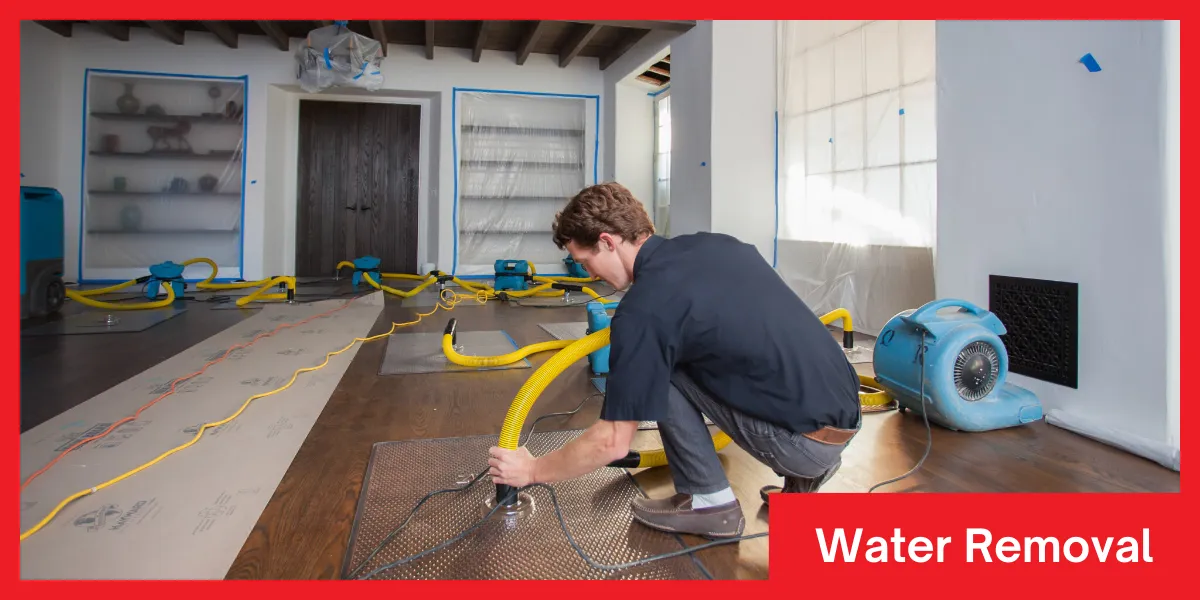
[6,6,1188,591]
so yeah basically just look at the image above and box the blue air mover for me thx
[493,260,531,292]
[20,186,66,319]
[586,300,619,375]
[146,261,186,300]
[351,255,382,287]
[872,299,1044,432]
[563,256,588,279]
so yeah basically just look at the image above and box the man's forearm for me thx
[532,425,623,484]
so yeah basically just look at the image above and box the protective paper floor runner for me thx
[19,292,386,579]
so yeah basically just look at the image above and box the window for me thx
[777,20,936,248]
[653,93,671,236]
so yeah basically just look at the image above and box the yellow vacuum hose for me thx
[442,319,574,368]
[65,281,177,310]
[490,327,731,469]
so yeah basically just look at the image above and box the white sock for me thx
[691,487,736,508]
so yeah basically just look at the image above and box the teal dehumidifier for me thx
[20,186,66,318]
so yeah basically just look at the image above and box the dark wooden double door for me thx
[296,100,420,277]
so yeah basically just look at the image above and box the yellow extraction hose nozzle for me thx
[820,307,855,350]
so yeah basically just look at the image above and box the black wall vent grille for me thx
[988,275,1078,389]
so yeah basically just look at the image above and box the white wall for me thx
[19,23,66,190]
[667,21,777,263]
[668,22,714,236]
[936,21,1173,450]
[602,29,679,186]
[614,81,654,209]
[19,21,603,280]
[711,20,776,263]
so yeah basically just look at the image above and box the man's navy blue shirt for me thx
[600,232,860,433]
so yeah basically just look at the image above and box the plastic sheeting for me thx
[1046,409,1181,472]
[775,21,938,335]
[456,92,590,275]
[81,72,245,281]
[295,23,384,93]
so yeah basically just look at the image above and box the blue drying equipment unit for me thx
[351,255,382,287]
[20,186,66,318]
[872,299,1044,432]
[493,260,532,292]
[563,256,588,279]
[585,300,619,376]
[146,261,186,300]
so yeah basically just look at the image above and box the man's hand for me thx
[488,446,537,488]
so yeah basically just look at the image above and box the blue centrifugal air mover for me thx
[872,299,1044,432]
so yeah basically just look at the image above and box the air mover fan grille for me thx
[954,341,1000,401]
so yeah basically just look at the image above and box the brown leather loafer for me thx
[630,494,745,539]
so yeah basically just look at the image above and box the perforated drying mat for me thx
[342,430,711,580]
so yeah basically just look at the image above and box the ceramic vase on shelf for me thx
[116,83,141,115]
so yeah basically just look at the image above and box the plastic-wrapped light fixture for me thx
[295,21,385,93]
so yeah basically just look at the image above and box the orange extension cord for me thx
[21,288,486,542]
[20,299,356,491]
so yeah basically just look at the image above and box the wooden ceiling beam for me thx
[637,74,666,86]
[90,21,130,42]
[256,20,289,51]
[646,64,670,77]
[369,20,388,56]
[472,21,487,63]
[515,21,548,66]
[144,21,184,45]
[564,20,695,32]
[599,27,650,70]
[559,23,601,68]
[200,21,238,48]
[35,21,72,37]
[424,21,435,59]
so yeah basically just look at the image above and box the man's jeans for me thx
[658,368,862,496]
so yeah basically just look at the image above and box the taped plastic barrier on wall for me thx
[774,20,938,336]
[80,70,247,282]
[295,23,384,93]
[456,92,589,276]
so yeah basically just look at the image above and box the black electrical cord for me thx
[868,329,932,493]
[344,391,767,580]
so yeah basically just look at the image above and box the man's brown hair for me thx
[552,182,655,250]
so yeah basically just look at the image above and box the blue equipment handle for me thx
[903,298,986,326]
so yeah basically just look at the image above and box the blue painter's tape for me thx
[829,138,833,143]
[773,110,779,269]
[701,161,706,167]
[85,68,246,81]
[899,108,905,115]
[593,96,600,184]
[648,85,670,98]
[452,88,460,275]
[324,48,332,69]
[251,180,257,184]
[1079,53,1102,72]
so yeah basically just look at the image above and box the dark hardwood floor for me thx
[20,283,1182,580]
